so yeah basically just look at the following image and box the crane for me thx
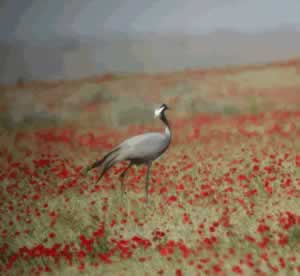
[84,104,171,201]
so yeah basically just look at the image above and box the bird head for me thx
[154,103,170,118]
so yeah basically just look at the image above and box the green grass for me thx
[2,60,300,275]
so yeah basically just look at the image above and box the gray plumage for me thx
[84,104,171,201]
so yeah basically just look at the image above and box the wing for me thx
[119,132,170,161]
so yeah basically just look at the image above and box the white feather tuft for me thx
[154,106,164,118]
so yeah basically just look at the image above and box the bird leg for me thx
[145,162,152,202]
[119,162,132,196]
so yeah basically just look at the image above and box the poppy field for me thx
[1,59,300,275]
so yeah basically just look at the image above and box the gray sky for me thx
[1,0,300,41]
[1,0,300,83]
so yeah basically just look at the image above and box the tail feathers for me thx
[83,147,120,176]
[95,155,118,183]
[84,158,105,173]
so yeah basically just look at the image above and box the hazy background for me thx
[1,0,300,84]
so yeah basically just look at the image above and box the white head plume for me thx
[154,105,165,118]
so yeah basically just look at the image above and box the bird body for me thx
[85,103,171,201]
[118,131,170,163]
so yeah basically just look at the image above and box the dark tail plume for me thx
[95,154,118,183]
[82,147,120,175]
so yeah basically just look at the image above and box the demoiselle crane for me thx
[84,104,171,201]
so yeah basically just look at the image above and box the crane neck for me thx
[160,112,171,138]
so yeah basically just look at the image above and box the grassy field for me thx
[1,58,300,275]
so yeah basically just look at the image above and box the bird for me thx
[84,103,172,201]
